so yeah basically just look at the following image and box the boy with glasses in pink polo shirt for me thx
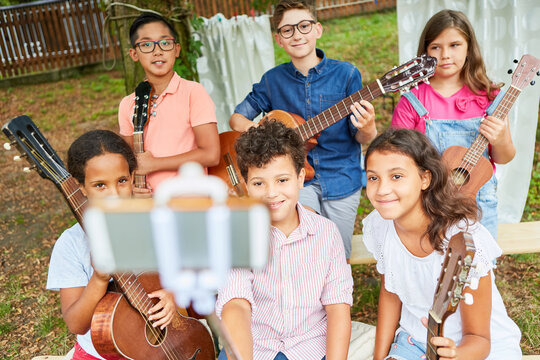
[118,12,220,191]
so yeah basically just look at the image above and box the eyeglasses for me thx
[134,39,176,53]
[277,20,316,39]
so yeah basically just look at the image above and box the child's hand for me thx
[350,100,375,131]
[132,183,153,198]
[136,150,156,174]
[148,289,176,329]
[421,317,459,360]
[479,115,509,146]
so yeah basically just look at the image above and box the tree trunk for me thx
[110,0,195,94]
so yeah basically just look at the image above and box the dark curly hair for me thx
[67,130,137,184]
[365,128,479,251]
[129,12,177,47]
[235,120,305,181]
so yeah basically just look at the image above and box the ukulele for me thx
[426,231,477,360]
[132,81,152,189]
[441,54,540,197]
[2,115,215,360]
[209,54,437,196]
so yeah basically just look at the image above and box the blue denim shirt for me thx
[234,49,363,200]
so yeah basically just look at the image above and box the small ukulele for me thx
[442,54,540,197]
[426,231,477,360]
[209,54,437,196]
[2,115,216,360]
[132,81,153,189]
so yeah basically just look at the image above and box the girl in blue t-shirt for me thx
[46,130,175,359]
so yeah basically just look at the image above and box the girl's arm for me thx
[221,298,253,360]
[134,123,221,174]
[480,115,516,164]
[374,275,402,360]
[325,303,351,360]
[428,272,492,360]
[59,269,110,334]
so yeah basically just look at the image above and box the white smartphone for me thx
[83,197,270,274]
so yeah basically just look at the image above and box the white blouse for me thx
[362,210,521,359]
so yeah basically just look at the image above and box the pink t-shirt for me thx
[119,73,217,190]
[391,83,499,133]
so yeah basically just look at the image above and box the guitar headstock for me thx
[380,54,437,94]
[133,81,153,131]
[431,232,476,322]
[510,54,540,91]
[2,115,69,185]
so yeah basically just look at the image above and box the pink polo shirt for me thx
[215,204,353,360]
[118,72,217,190]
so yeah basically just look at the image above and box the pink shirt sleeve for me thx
[391,95,424,132]
[118,94,135,136]
[188,83,217,128]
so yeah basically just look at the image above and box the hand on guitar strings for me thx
[148,289,176,329]
[350,100,377,144]
[136,150,158,174]
[421,317,459,360]
[479,115,509,147]
[132,182,153,198]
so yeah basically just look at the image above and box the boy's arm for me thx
[221,298,253,360]
[350,100,377,145]
[374,275,402,360]
[480,115,516,164]
[325,303,351,360]
[135,123,220,174]
[230,112,258,133]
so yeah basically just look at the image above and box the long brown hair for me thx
[365,129,479,251]
[417,9,501,100]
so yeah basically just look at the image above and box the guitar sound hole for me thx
[145,322,166,346]
[450,168,470,186]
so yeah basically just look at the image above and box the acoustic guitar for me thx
[2,115,215,360]
[132,81,152,190]
[442,54,540,197]
[426,231,476,360]
[209,54,438,196]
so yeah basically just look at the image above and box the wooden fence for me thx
[0,0,395,80]
[0,0,119,79]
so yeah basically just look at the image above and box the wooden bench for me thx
[350,221,540,264]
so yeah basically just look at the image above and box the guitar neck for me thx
[426,312,443,360]
[133,131,148,188]
[58,176,88,225]
[112,273,154,316]
[296,81,383,141]
[462,86,521,167]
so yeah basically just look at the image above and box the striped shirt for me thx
[216,203,353,360]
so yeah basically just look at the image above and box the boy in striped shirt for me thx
[215,120,353,360]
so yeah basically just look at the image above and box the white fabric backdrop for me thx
[397,0,540,223]
[196,14,275,133]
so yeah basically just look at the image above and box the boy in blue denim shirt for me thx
[229,0,377,260]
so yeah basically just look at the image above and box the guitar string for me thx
[450,87,519,190]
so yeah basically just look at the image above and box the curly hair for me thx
[365,128,479,251]
[417,9,502,100]
[67,130,137,184]
[235,120,305,181]
[272,0,317,30]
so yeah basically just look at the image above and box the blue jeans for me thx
[218,350,326,360]
[385,331,426,360]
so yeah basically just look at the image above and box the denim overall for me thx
[402,90,505,239]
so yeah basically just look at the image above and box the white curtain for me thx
[397,0,540,223]
[196,14,275,133]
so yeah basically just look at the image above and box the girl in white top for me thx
[362,128,521,360]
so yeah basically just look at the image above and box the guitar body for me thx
[442,145,493,198]
[91,273,215,360]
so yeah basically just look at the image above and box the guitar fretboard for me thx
[113,273,155,316]
[295,81,383,141]
[426,314,441,360]
[59,176,87,225]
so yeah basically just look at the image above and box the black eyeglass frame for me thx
[134,39,177,53]
[276,20,316,39]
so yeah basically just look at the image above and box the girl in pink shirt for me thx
[391,9,516,239]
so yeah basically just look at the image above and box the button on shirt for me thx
[234,49,364,200]
[215,204,353,360]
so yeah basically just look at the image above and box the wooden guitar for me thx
[132,81,152,189]
[426,231,476,360]
[442,54,540,197]
[209,54,437,196]
[2,115,215,360]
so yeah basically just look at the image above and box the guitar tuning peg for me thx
[4,141,16,150]
[537,71,540,76]
[531,80,536,86]
[513,59,518,63]
[507,69,513,74]
[463,293,474,305]
[13,154,26,162]
[23,165,36,173]
[468,277,479,290]
[424,79,430,85]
